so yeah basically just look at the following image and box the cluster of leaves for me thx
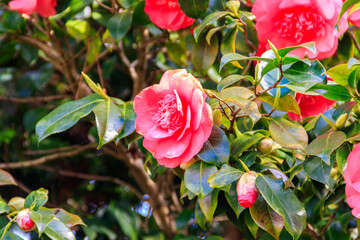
[2,0,360,239]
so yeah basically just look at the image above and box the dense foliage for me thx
[1,0,360,239]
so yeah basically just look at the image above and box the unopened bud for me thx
[17,209,36,232]
[335,113,348,129]
[257,138,274,154]
[237,171,259,208]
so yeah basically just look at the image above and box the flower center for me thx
[153,91,184,131]
[157,0,179,9]
[275,8,326,43]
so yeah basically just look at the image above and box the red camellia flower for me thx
[252,0,348,59]
[345,143,360,218]
[288,76,337,121]
[9,0,57,17]
[134,69,213,168]
[144,0,195,31]
[237,171,259,208]
[17,209,36,232]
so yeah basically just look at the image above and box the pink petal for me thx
[9,0,36,14]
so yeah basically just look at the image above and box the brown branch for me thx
[305,224,322,240]
[349,31,360,53]
[0,95,71,103]
[320,200,343,236]
[34,165,143,200]
[255,66,284,97]
[0,144,97,169]
[22,145,86,156]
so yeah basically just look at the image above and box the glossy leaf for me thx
[306,131,346,165]
[256,174,306,240]
[82,72,108,99]
[108,202,139,240]
[269,118,308,151]
[327,64,350,86]
[225,182,245,218]
[7,197,24,211]
[250,195,284,239]
[283,60,327,93]
[197,126,230,166]
[198,189,219,224]
[43,219,75,240]
[0,169,17,186]
[36,208,86,227]
[116,102,137,140]
[0,200,10,214]
[65,20,90,41]
[195,200,206,229]
[227,96,262,124]
[333,101,356,120]
[307,83,352,101]
[36,94,104,142]
[192,34,219,74]
[277,42,316,57]
[208,164,243,188]
[30,210,54,236]
[178,0,209,19]
[220,53,272,71]
[184,161,218,199]
[258,94,300,115]
[217,75,254,92]
[93,98,124,147]
[193,11,229,41]
[25,188,48,211]
[108,11,133,42]
[303,156,334,185]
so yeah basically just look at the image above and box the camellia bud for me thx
[17,209,36,232]
[257,138,274,154]
[237,171,259,208]
[335,113,348,130]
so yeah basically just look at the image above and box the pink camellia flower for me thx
[17,209,36,232]
[144,0,195,31]
[237,171,259,208]
[134,69,213,168]
[9,0,57,17]
[345,143,360,218]
[288,76,337,121]
[252,0,348,59]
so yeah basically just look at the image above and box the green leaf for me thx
[193,11,229,41]
[36,94,104,142]
[256,174,306,240]
[192,34,219,74]
[258,94,300,115]
[245,210,259,239]
[327,64,350,86]
[2,232,22,240]
[217,75,254,92]
[220,27,243,69]
[82,72,108,99]
[66,20,90,41]
[283,60,327,93]
[30,210,54,236]
[307,83,352,101]
[184,161,218,199]
[218,86,254,100]
[0,169,17,186]
[43,219,75,240]
[7,197,24,211]
[269,118,308,151]
[277,42,316,57]
[336,145,350,174]
[93,98,124,148]
[115,102,137,140]
[333,101,356,120]
[166,41,187,66]
[348,57,360,69]
[225,182,245,218]
[250,194,284,240]
[303,156,334,185]
[231,133,264,156]
[0,200,10,214]
[197,126,230,166]
[108,202,139,240]
[220,53,273,72]
[195,200,207,229]
[108,10,133,42]
[306,131,346,165]
[208,164,243,188]
[198,189,219,224]
[348,67,360,93]
[178,0,209,19]
[24,188,48,211]
[36,208,86,227]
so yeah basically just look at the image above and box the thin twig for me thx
[349,31,360,53]
[0,95,71,103]
[0,144,97,169]
[34,165,143,200]
[22,145,86,156]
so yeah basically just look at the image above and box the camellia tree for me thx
[2,0,360,239]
